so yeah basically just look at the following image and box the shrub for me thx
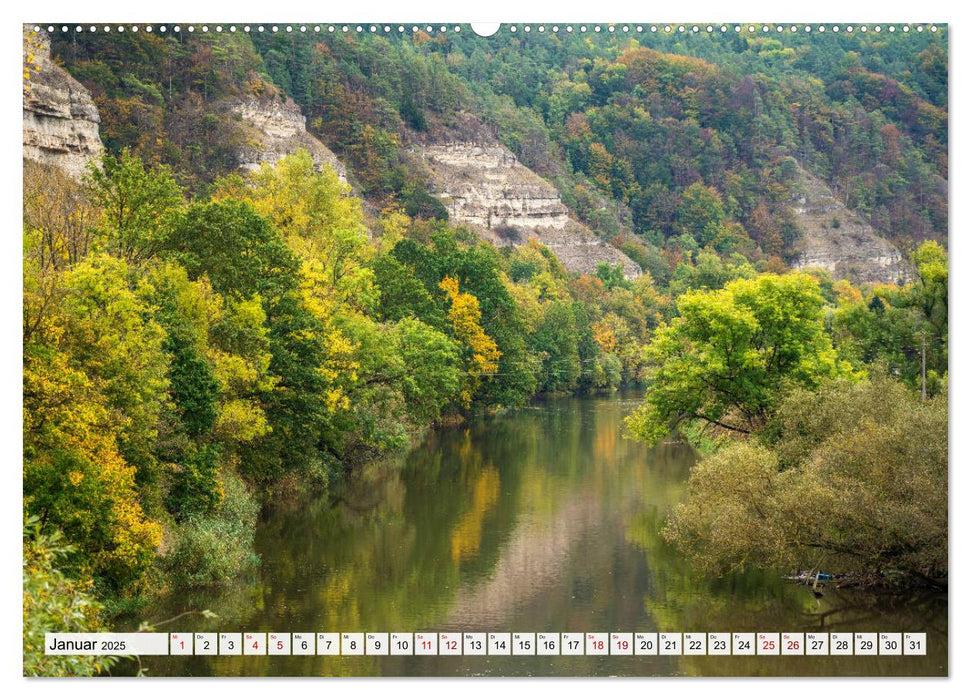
[664,377,947,584]
[23,517,114,677]
[162,471,260,587]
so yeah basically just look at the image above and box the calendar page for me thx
[21,10,949,682]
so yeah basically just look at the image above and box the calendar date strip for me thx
[46,631,927,657]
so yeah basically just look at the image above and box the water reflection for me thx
[126,394,947,676]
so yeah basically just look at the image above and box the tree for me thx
[392,318,463,423]
[911,240,948,372]
[218,151,376,314]
[675,181,727,247]
[163,199,300,303]
[530,301,584,393]
[370,253,445,328]
[23,161,100,271]
[627,273,852,444]
[832,242,947,396]
[23,518,112,677]
[439,276,501,407]
[84,149,183,262]
[595,262,631,291]
[23,254,166,588]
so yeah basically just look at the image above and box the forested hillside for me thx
[50,26,947,271]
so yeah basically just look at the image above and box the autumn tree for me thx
[23,255,166,589]
[440,276,501,407]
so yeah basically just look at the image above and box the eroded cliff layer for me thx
[790,167,911,285]
[22,28,103,179]
[417,142,641,278]
[233,98,346,181]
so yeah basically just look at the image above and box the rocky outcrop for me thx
[416,142,641,278]
[789,167,911,285]
[232,98,347,181]
[22,28,103,179]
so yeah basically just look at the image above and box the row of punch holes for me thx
[34,24,940,36]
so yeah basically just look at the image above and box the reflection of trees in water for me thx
[445,495,601,628]
[807,589,947,637]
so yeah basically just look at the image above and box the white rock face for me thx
[232,98,347,181]
[22,28,103,179]
[790,166,911,285]
[419,142,641,278]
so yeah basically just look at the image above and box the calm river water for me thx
[128,393,947,676]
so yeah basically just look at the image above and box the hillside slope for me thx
[789,167,911,285]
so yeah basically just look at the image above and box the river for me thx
[127,393,947,676]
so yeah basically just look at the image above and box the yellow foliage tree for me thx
[215,150,375,315]
[439,276,501,406]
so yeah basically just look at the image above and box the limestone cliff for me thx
[22,28,103,179]
[790,167,911,285]
[415,142,641,278]
[232,98,347,181]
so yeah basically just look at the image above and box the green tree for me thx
[627,273,851,444]
[163,200,299,303]
[595,262,631,291]
[832,241,947,395]
[531,301,583,393]
[392,318,463,423]
[84,149,183,262]
[675,181,727,247]
[370,253,445,328]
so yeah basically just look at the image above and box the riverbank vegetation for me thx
[627,244,948,587]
